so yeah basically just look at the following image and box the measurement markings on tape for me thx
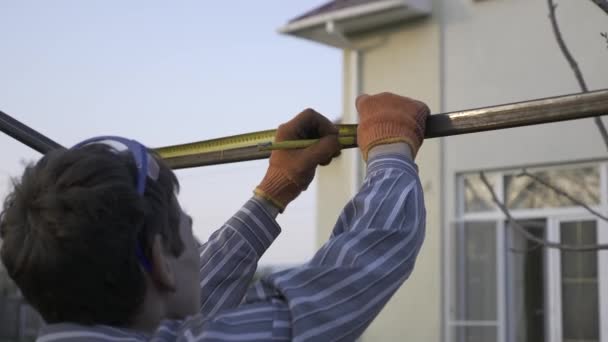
[155,124,358,159]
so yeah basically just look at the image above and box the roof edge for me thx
[278,0,408,34]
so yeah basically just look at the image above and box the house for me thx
[280,0,608,341]
[0,262,42,341]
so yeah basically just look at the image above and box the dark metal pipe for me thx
[164,89,608,169]
[425,89,608,138]
[2,89,607,168]
[0,111,63,153]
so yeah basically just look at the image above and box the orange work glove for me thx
[254,109,341,212]
[356,92,430,160]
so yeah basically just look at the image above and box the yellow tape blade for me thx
[155,124,357,159]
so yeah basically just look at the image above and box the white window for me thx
[447,162,608,342]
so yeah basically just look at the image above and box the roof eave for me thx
[278,0,432,49]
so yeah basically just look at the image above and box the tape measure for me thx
[155,124,358,160]
[153,88,608,169]
[154,124,358,169]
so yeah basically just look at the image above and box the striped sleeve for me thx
[196,197,281,317]
[182,153,426,341]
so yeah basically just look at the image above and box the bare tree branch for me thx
[548,1,588,91]
[602,32,608,48]
[480,172,608,251]
[589,0,608,15]
[548,0,608,150]
[516,169,608,222]
[506,221,546,254]
[508,242,543,254]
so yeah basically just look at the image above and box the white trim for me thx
[457,222,466,322]
[550,212,601,222]
[350,49,362,193]
[500,160,602,176]
[278,0,425,34]
[601,166,608,342]
[546,218,562,342]
[461,206,602,222]
[507,207,603,218]
[551,216,604,342]
[439,0,448,335]
[599,217,608,342]
[455,158,606,178]
[444,222,457,342]
[601,162,607,208]
[495,173,505,342]
[496,220,506,342]
[448,321,499,327]
[444,176,466,342]
[458,212,503,221]
[600,159,608,342]
[450,161,608,342]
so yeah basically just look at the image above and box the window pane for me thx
[505,166,599,210]
[561,221,599,342]
[452,222,496,320]
[506,220,546,342]
[452,326,497,342]
[463,174,497,213]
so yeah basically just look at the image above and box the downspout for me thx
[438,0,447,341]
[325,20,363,192]
[350,49,363,192]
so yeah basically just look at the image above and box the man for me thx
[0,92,429,341]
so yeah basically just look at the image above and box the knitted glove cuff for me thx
[358,121,423,161]
[254,167,302,213]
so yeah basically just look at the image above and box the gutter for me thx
[278,0,427,34]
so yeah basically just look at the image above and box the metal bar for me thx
[0,110,63,153]
[163,89,608,169]
[2,89,607,168]
[425,89,608,138]
[163,146,272,169]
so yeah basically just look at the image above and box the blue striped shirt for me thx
[37,153,426,341]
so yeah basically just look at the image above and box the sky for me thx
[0,1,342,266]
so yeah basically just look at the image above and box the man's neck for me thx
[130,286,166,334]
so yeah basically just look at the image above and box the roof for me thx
[279,0,431,48]
[290,0,382,22]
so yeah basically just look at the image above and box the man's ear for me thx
[149,234,176,292]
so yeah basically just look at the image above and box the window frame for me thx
[446,161,608,342]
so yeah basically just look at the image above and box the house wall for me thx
[317,0,608,340]
[442,0,608,340]
[316,51,359,247]
[316,7,443,341]
[443,0,608,215]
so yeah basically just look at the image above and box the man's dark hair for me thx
[0,144,184,325]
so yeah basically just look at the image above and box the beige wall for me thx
[316,8,443,341]
[318,0,608,340]
[356,18,442,342]
[316,49,360,246]
[443,0,608,218]
[442,0,608,340]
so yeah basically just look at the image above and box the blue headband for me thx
[72,136,159,272]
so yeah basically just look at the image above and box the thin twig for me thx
[516,169,608,222]
[508,241,543,254]
[480,172,608,251]
[548,0,608,150]
[548,1,588,91]
[507,221,546,254]
[589,0,608,15]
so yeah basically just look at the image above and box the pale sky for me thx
[0,1,342,266]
